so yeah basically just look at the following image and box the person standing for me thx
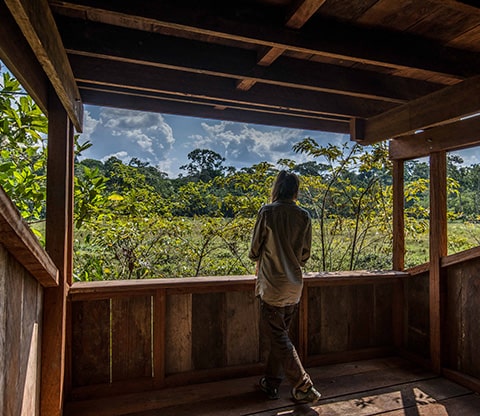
[249,170,321,404]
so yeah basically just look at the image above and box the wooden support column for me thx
[392,159,405,350]
[429,151,447,374]
[41,88,74,416]
[392,160,405,271]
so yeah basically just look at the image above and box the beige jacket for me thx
[248,199,312,307]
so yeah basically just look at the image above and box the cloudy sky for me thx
[78,105,349,178]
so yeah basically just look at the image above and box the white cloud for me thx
[79,110,100,143]
[189,121,343,168]
[101,150,129,163]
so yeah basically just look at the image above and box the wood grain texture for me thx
[225,291,259,366]
[192,292,226,370]
[71,300,110,387]
[165,293,193,374]
[0,245,43,416]
[111,295,152,381]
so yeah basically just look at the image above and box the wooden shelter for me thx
[1,0,480,415]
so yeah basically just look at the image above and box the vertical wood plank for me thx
[20,273,41,415]
[165,293,192,374]
[225,291,259,366]
[444,263,462,371]
[307,287,322,355]
[374,283,394,346]
[348,285,374,349]
[297,285,308,361]
[320,286,349,353]
[153,289,166,387]
[405,271,430,357]
[71,300,110,387]
[41,88,73,416]
[4,253,23,416]
[111,295,152,381]
[429,151,447,373]
[0,246,7,415]
[192,292,226,370]
[463,264,480,378]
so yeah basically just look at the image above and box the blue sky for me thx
[78,105,349,178]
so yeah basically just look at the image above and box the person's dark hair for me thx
[271,170,300,202]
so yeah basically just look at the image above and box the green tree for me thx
[180,148,227,181]
[0,71,48,232]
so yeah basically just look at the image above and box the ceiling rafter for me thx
[49,1,480,80]
[58,18,445,105]
[237,0,326,91]
[69,54,390,120]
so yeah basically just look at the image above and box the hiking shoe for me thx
[291,386,322,404]
[259,377,279,400]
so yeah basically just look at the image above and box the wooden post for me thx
[40,88,74,416]
[429,151,447,374]
[392,159,405,271]
[392,159,405,350]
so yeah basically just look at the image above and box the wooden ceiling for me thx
[2,0,480,151]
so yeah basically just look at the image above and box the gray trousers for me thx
[260,300,313,391]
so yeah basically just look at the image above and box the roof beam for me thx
[58,18,443,104]
[69,54,394,119]
[352,75,480,144]
[79,88,350,134]
[49,0,480,80]
[389,115,480,160]
[286,0,326,29]
[5,0,83,131]
[237,0,326,90]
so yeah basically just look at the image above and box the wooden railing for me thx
[67,270,406,400]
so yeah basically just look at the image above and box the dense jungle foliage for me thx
[2,69,480,281]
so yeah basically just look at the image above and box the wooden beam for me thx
[49,0,480,79]
[0,187,58,287]
[257,47,285,66]
[236,0,326,90]
[4,0,83,131]
[79,87,350,133]
[429,151,447,374]
[389,115,480,160]
[41,89,74,416]
[0,2,48,115]
[354,75,480,143]
[70,55,391,119]
[286,0,326,29]
[59,19,442,104]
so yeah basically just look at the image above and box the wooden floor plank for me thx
[250,377,473,416]
[64,357,477,416]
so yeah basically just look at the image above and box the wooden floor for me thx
[65,357,480,416]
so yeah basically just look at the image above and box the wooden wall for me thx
[403,249,480,391]
[67,271,404,401]
[0,244,44,416]
[444,255,480,380]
